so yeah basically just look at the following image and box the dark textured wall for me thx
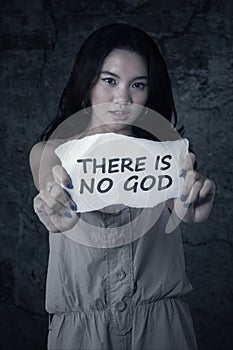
[0,1,232,349]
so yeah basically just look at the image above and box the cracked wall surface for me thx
[0,0,232,349]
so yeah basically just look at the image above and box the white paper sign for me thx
[55,133,189,212]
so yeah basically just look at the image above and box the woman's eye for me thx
[102,78,117,85]
[132,82,146,90]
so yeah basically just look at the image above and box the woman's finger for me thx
[52,165,73,189]
[52,166,77,211]
[198,179,216,202]
[40,188,60,210]
[50,184,77,211]
[43,180,77,211]
[179,170,200,202]
[179,152,196,177]
[33,192,78,232]
[33,192,43,212]
[33,193,59,232]
[41,186,69,212]
[34,192,54,215]
[184,179,204,207]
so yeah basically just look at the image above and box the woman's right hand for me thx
[33,165,79,233]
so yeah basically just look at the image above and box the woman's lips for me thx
[109,110,130,120]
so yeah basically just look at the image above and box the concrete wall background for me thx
[0,0,232,349]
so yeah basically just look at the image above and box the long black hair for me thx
[40,23,180,141]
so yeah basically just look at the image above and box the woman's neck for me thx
[80,124,135,138]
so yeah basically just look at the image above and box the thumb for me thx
[52,165,73,189]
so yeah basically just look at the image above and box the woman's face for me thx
[89,49,148,134]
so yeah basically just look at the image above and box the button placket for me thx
[106,208,134,335]
[103,207,134,335]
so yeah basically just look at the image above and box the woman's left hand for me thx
[173,153,216,223]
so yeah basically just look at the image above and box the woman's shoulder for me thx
[30,139,69,156]
[29,139,68,190]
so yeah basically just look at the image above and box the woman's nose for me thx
[113,86,132,104]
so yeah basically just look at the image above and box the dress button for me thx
[95,298,104,310]
[116,270,126,281]
[115,301,127,312]
[90,303,95,311]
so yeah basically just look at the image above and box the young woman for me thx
[30,24,215,349]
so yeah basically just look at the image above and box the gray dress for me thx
[46,205,198,350]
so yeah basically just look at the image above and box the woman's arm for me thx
[29,141,79,232]
[29,140,65,191]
